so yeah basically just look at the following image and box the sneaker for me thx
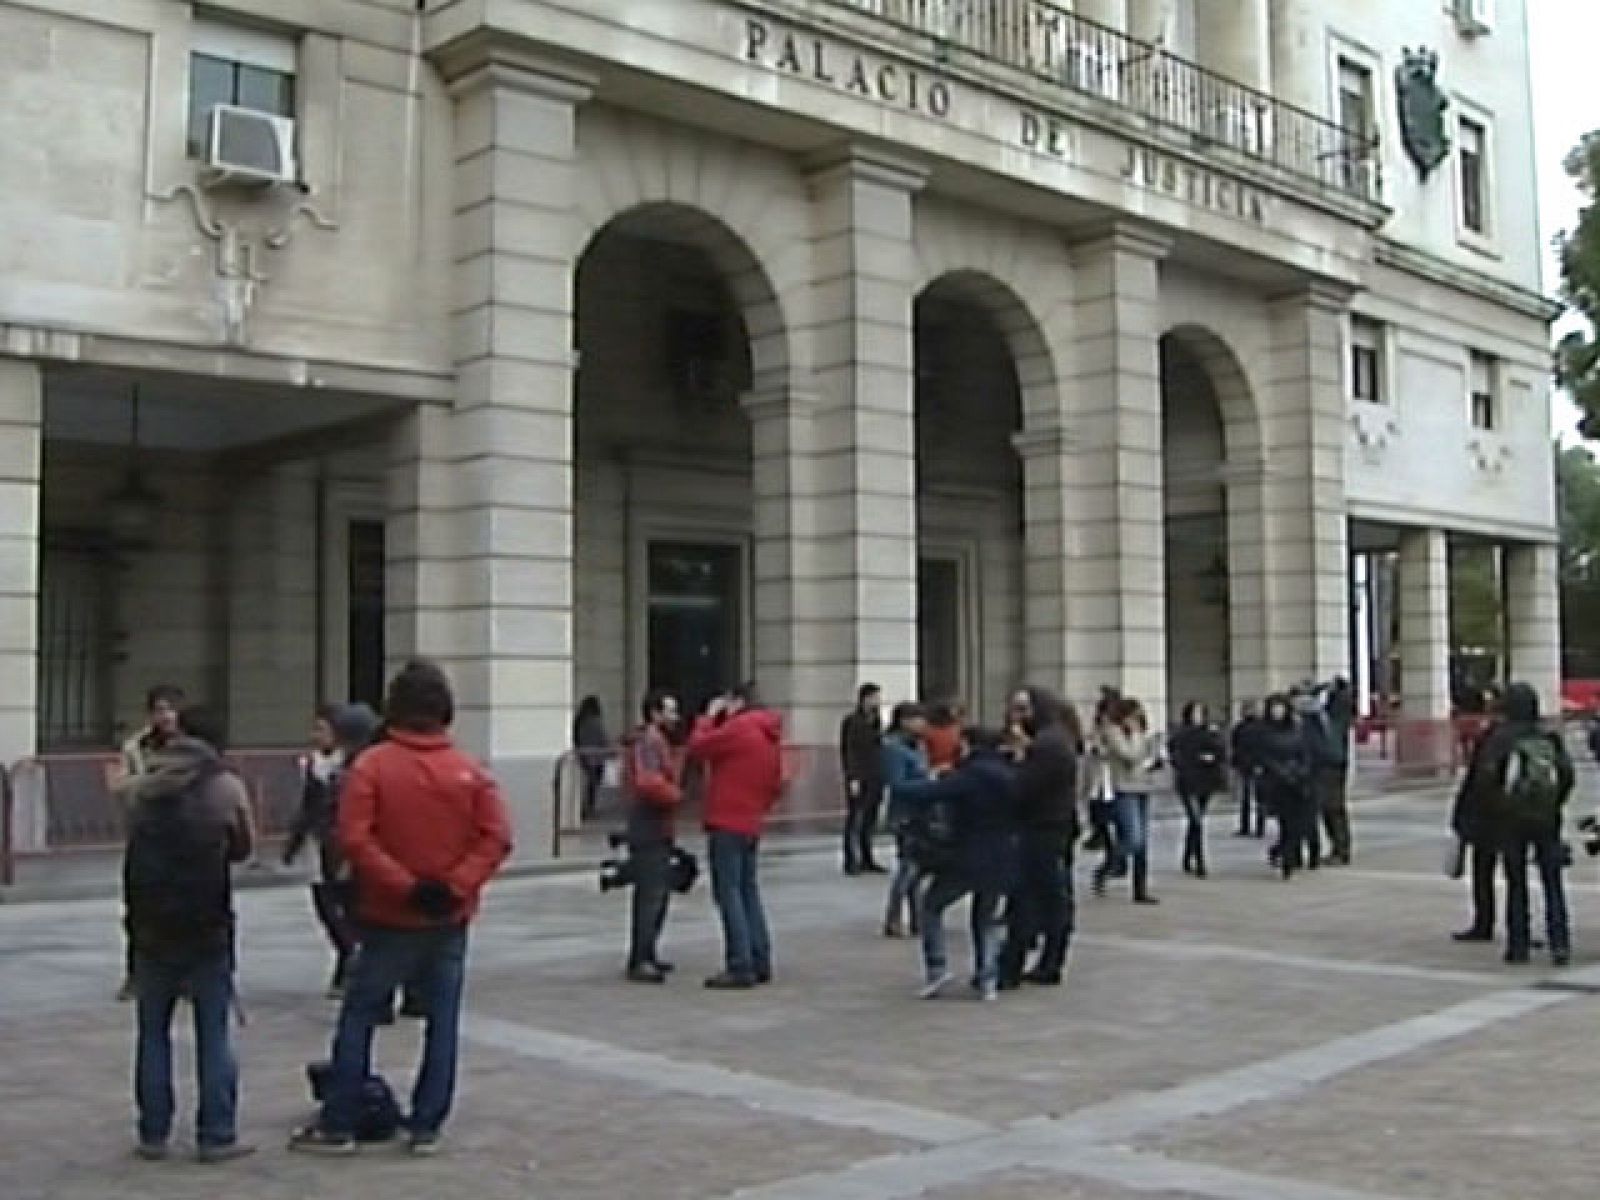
[408,1131,441,1157]
[288,1126,358,1156]
[919,970,954,999]
[704,971,755,990]
[978,981,999,1002]
[196,1142,257,1165]
[134,1141,169,1162]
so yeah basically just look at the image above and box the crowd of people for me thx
[113,656,1580,1164]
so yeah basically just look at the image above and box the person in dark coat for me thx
[1170,702,1227,878]
[1453,682,1575,965]
[839,683,886,875]
[1230,701,1265,837]
[1255,695,1315,879]
[1305,680,1355,865]
[572,696,610,819]
[997,686,1080,989]
[900,727,1021,1001]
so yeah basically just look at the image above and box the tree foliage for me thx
[1558,444,1600,675]
[1557,132,1600,437]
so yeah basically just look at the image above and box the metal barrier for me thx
[1,761,13,886]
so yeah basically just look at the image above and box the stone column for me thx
[1224,458,1272,707]
[1260,283,1352,688]
[390,48,591,857]
[1397,528,1451,719]
[771,147,924,746]
[0,359,39,767]
[1195,0,1271,90]
[1016,426,1073,701]
[1268,0,1324,113]
[1060,222,1170,719]
[1505,541,1561,713]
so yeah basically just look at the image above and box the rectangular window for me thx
[1336,58,1375,192]
[1459,115,1489,236]
[1469,351,1497,430]
[187,18,297,158]
[1350,316,1384,404]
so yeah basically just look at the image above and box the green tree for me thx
[1557,131,1600,436]
[1558,443,1600,675]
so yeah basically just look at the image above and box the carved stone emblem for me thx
[1395,47,1451,179]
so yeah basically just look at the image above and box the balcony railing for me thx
[834,0,1381,201]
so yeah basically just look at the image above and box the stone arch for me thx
[572,110,807,392]
[1162,323,1262,469]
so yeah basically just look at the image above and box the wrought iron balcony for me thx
[832,0,1381,202]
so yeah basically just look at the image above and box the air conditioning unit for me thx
[203,104,297,187]
[1453,0,1493,37]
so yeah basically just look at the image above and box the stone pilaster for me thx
[1506,541,1561,713]
[1016,426,1073,701]
[1397,527,1452,720]
[1224,458,1272,706]
[777,147,924,742]
[1260,283,1353,688]
[389,47,591,855]
[0,359,39,766]
[1060,222,1170,719]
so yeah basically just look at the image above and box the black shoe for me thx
[1553,948,1572,967]
[861,862,889,875]
[197,1142,257,1165]
[1133,893,1160,906]
[1452,928,1493,943]
[1181,860,1193,875]
[1091,873,1107,898]
[843,864,863,877]
[1504,951,1531,965]
[651,960,676,974]
[626,964,667,984]
[1233,828,1252,838]
[1022,969,1062,986]
[996,976,1022,992]
[754,968,772,985]
[704,971,756,990]
[399,998,429,1020]
[1194,866,1208,879]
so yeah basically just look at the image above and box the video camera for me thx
[598,832,701,895]
[1576,815,1600,859]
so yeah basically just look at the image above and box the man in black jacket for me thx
[839,683,886,875]
[998,685,1079,989]
[1230,702,1264,837]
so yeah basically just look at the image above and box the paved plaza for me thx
[4,787,1600,1199]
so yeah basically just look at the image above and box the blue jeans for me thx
[321,925,468,1137]
[133,951,239,1149]
[708,831,772,979]
[920,873,1003,987]
[884,833,925,931]
[1502,825,1571,959]
[1097,792,1151,896]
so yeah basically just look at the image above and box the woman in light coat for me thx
[1093,697,1162,905]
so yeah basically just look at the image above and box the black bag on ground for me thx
[305,1061,402,1143]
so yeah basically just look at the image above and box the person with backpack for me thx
[881,702,932,938]
[689,682,785,990]
[116,682,188,1003]
[899,726,1021,1001]
[1457,682,1575,965]
[291,660,512,1156]
[122,705,256,1164]
[1170,701,1226,878]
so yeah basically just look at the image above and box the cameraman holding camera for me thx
[623,689,684,984]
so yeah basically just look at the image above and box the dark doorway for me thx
[38,537,112,749]
[347,520,386,711]
[648,541,742,717]
[918,556,963,704]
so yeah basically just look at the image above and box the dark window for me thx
[1460,118,1488,235]
[1336,58,1375,192]
[1469,352,1497,431]
[647,542,742,718]
[38,540,112,750]
[1350,317,1383,404]
[187,52,295,158]
[347,521,386,712]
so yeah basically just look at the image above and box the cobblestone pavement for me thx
[4,786,1600,1199]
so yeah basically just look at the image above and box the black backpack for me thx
[122,766,233,961]
[306,1062,402,1143]
[904,797,959,872]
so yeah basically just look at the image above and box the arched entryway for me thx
[913,271,1052,719]
[1160,326,1261,720]
[572,204,788,727]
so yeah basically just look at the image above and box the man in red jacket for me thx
[291,660,512,1157]
[623,688,683,983]
[688,681,784,990]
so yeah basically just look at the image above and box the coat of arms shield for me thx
[1395,47,1450,179]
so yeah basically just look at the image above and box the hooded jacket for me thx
[337,729,513,930]
[1453,683,1574,839]
[284,703,380,865]
[688,708,785,838]
[121,737,253,963]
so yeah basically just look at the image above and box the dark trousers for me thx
[1276,787,1318,876]
[310,842,358,981]
[999,834,1074,983]
[709,831,772,980]
[626,839,673,969]
[1179,792,1211,873]
[1502,825,1570,959]
[843,783,884,869]
[133,951,239,1149]
[1315,766,1352,862]
[320,925,468,1137]
[1235,772,1264,835]
[1463,835,1499,934]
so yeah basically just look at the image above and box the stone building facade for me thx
[0,0,1559,853]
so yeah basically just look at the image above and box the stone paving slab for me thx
[1142,994,1600,1200]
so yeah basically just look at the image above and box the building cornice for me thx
[1372,239,1563,324]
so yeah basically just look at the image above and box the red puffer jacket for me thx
[688,709,784,838]
[338,730,513,929]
